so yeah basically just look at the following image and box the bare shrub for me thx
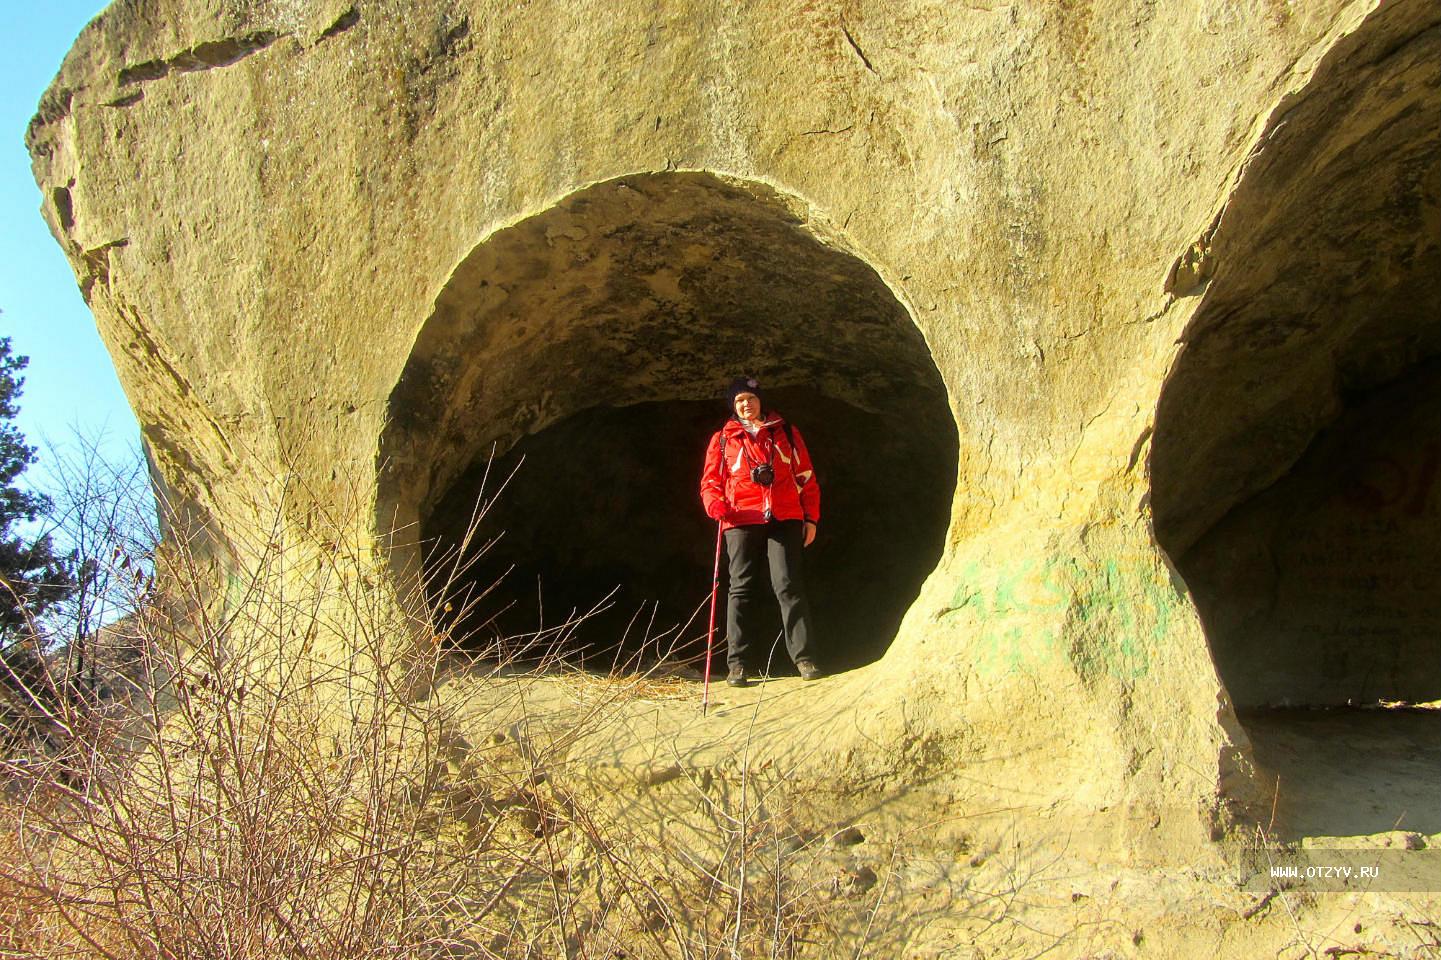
[1,488,457,957]
[0,450,856,959]
[33,430,159,656]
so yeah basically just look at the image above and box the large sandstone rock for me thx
[28,0,1439,853]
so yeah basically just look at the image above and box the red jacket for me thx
[700,413,820,530]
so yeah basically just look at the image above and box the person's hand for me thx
[707,500,728,522]
[803,521,817,547]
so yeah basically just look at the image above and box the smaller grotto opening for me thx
[1149,0,1441,839]
[379,173,958,672]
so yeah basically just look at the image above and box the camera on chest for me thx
[750,463,775,487]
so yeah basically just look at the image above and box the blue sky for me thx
[1,1,134,465]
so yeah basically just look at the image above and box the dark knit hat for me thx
[726,376,763,408]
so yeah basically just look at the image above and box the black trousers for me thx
[723,519,815,670]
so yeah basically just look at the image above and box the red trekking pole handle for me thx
[702,519,723,715]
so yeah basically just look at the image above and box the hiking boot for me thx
[796,660,822,681]
[726,665,749,687]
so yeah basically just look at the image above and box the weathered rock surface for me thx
[27,0,1440,856]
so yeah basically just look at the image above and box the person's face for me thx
[733,392,761,421]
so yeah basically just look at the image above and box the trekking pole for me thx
[702,519,723,716]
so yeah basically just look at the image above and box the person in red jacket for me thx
[700,377,822,686]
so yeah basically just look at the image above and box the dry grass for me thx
[552,670,699,707]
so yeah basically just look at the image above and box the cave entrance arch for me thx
[1150,1,1440,838]
[379,173,957,673]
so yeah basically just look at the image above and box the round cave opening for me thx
[1150,2,1440,840]
[379,173,958,675]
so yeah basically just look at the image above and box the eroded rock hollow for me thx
[1151,6,1441,710]
[381,174,955,667]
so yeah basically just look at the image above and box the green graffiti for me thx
[1063,557,1171,682]
[942,553,1185,682]
[221,572,246,616]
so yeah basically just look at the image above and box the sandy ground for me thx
[1242,707,1441,841]
[431,663,1441,958]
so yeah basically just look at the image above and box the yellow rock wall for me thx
[28,0,1440,851]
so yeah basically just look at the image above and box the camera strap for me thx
[744,433,773,472]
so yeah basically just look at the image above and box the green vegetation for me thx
[0,334,80,719]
